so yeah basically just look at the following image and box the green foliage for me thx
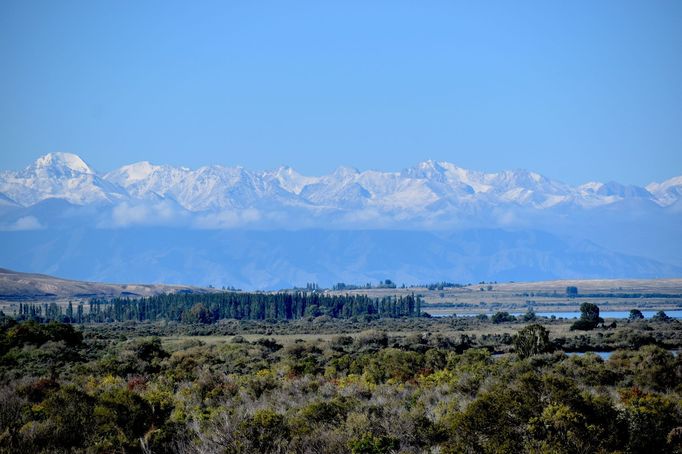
[349,433,399,454]
[653,310,672,322]
[491,311,515,324]
[521,308,537,322]
[95,387,155,448]
[580,302,600,321]
[38,385,95,449]
[610,345,680,391]
[182,303,214,324]
[513,324,551,358]
[629,309,645,320]
[298,399,351,427]
[19,291,425,324]
[0,320,85,381]
[620,387,682,453]
[364,348,422,383]
[570,303,604,331]
[97,337,169,376]
[569,319,596,331]
[2,321,82,351]
[1,317,681,453]
[239,409,290,453]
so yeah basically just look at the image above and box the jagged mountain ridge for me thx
[1,153,681,286]
[1,153,680,214]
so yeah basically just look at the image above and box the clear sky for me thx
[1,0,681,185]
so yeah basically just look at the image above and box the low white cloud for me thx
[495,209,517,226]
[334,208,403,229]
[193,208,262,229]
[339,208,382,224]
[103,201,186,228]
[0,216,44,231]
[92,201,539,231]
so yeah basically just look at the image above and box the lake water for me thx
[426,309,682,319]
[568,351,613,360]
[495,350,680,361]
[567,350,679,360]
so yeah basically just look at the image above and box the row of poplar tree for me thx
[15,291,423,324]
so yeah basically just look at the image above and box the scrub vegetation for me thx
[1,305,681,453]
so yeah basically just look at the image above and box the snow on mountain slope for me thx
[29,152,94,177]
[1,153,680,220]
[0,192,19,207]
[647,175,682,207]
[105,161,164,185]
[104,161,189,200]
[264,166,320,195]
[0,152,127,206]
[105,162,307,210]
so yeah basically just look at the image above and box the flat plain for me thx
[2,267,681,317]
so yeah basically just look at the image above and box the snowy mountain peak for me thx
[267,166,318,195]
[594,182,652,198]
[27,152,94,177]
[417,159,443,170]
[332,166,360,178]
[2,153,124,206]
[402,160,448,181]
[273,165,295,175]
[646,175,682,206]
[579,182,604,192]
[105,161,159,184]
[647,175,682,193]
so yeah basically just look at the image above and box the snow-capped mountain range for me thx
[1,153,681,287]
[1,152,680,215]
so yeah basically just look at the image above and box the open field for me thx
[157,322,577,345]
[127,316,679,356]
[326,278,682,314]
[2,268,681,317]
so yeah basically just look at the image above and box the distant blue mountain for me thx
[1,153,680,288]
[0,227,679,290]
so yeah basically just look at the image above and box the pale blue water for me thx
[493,350,679,360]
[427,309,682,319]
[567,350,679,360]
[568,351,613,360]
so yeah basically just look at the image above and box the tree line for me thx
[15,291,423,324]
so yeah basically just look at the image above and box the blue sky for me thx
[1,0,681,185]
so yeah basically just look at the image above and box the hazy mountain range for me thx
[0,152,680,289]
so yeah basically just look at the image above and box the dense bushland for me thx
[1,315,681,453]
